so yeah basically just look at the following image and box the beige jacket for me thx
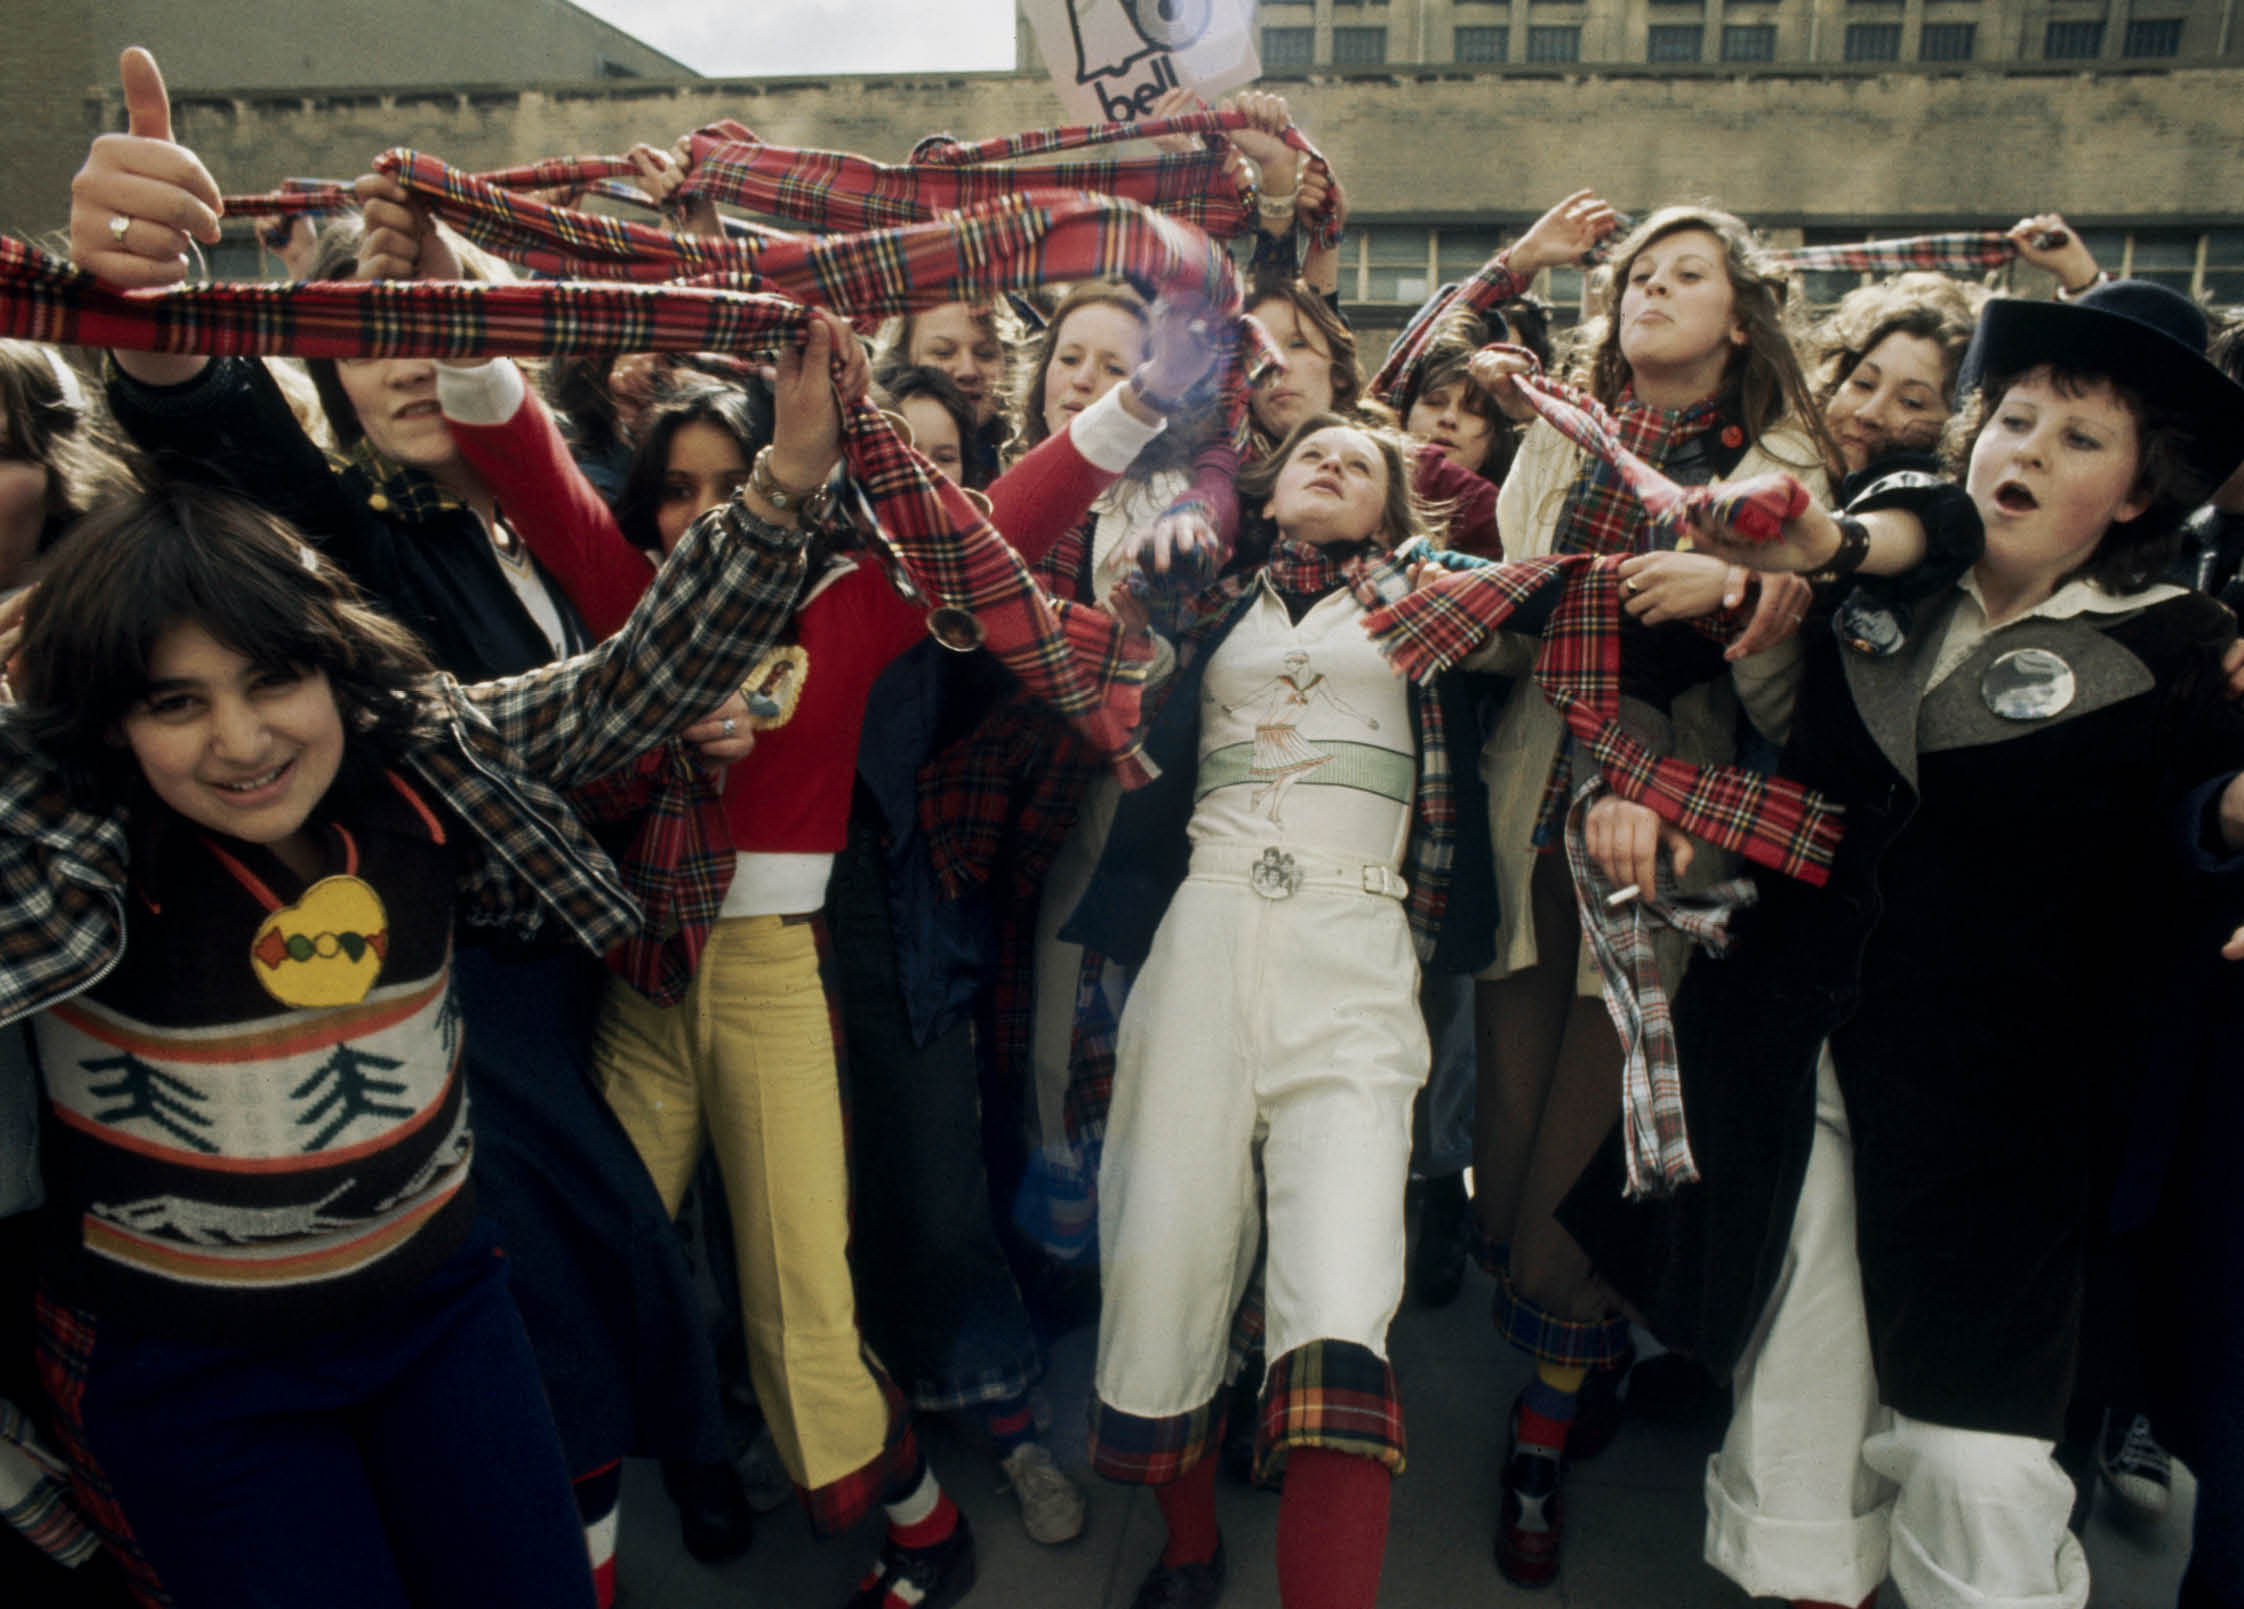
[1478,417,1830,985]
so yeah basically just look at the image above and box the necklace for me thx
[205,833,390,1009]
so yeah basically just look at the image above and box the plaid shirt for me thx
[0,500,808,1031]
[1360,554,1847,886]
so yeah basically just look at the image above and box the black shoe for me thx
[845,1512,977,1609]
[1130,1536,1227,1609]
[1495,1403,1565,1589]
[1410,1173,1472,1309]
[1562,1345,1635,1465]
[662,1456,756,1564]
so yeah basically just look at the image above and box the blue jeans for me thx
[61,1220,595,1609]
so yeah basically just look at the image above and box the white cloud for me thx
[572,0,1018,77]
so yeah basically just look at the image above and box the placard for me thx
[1022,0,1263,126]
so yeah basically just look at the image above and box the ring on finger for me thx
[108,214,131,244]
[720,717,737,738]
[1623,577,1643,595]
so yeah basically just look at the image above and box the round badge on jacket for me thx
[1980,647,2077,720]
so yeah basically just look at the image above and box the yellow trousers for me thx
[594,915,891,1494]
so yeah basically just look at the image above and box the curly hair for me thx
[1809,272,1985,470]
[0,340,136,564]
[13,482,436,811]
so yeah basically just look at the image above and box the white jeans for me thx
[1704,1054,2089,1609]
[1094,856,1428,1422]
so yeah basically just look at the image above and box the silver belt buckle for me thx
[1248,846,1302,901]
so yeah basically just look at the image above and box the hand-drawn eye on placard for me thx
[1125,0,1213,49]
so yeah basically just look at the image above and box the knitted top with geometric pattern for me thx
[30,769,472,1344]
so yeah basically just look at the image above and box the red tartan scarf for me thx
[1494,352,1812,549]
[1770,232,2021,276]
[0,189,1287,774]
[681,107,1340,248]
[1551,384,1733,558]
[566,745,734,1006]
[1360,554,1845,886]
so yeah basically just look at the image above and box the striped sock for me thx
[984,1392,1037,1455]
[883,1465,959,1550]
[1518,1361,1588,1455]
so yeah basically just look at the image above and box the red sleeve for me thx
[985,424,1124,566]
[1177,434,1243,556]
[1414,444,1503,559]
[450,386,654,640]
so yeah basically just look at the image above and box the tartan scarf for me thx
[1562,775,1755,1199]
[682,107,1340,248]
[1496,351,1813,549]
[1360,554,1846,886]
[0,194,1254,773]
[0,1397,99,1568]
[335,438,466,522]
[1770,231,2020,276]
[566,744,734,1008]
[1550,381,1735,558]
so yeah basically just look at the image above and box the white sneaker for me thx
[998,1441,1087,1545]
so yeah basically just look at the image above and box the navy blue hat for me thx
[1958,279,2244,491]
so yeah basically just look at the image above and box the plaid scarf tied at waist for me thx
[1359,553,1845,886]
[1562,775,1756,1198]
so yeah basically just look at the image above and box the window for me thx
[2043,19,2104,57]
[1366,227,1433,304]
[1332,25,1389,64]
[1649,24,1703,59]
[1844,22,1902,59]
[1455,25,1508,61]
[1262,27,1314,67]
[2128,231,2198,293]
[2205,230,2244,306]
[1721,23,1777,59]
[2124,17,2184,54]
[1437,228,1509,285]
[1919,22,1975,59]
[1526,24,1582,60]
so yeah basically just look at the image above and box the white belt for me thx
[1188,841,1409,902]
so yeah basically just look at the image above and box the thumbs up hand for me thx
[70,47,224,288]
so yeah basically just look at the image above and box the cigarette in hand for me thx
[1605,884,1641,907]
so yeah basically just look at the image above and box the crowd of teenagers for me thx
[1,40,2242,1609]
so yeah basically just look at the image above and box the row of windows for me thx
[1260,15,2188,65]
[1313,224,2244,318]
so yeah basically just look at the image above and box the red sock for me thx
[1276,1448,1392,1609]
[887,1488,959,1551]
[1154,1451,1222,1567]
[1516,1403,1574,1456]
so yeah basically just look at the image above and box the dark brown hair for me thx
[878,365,993,491]
[14,483,435,809]
[615,380,772,554]
[1947,364,2208,592]
[1810,272,1984,473]
[1577,205,1838,466]
[1247,281,1369,428]
[0,340,135,565]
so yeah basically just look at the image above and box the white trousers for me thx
[1704,1054,2090,1609]
[1093,858,1428,1421]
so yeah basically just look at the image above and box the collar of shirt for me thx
[1929,571,2190,689]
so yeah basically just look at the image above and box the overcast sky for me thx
[571,0,1020,77]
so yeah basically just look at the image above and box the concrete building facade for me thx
[4,3,2239,345]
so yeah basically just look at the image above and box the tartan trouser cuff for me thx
[1255,1339,1407,1482]
[798,1363,920,1538]
[1490,1258,1633,1370]
[1087,1391,1222,1487]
